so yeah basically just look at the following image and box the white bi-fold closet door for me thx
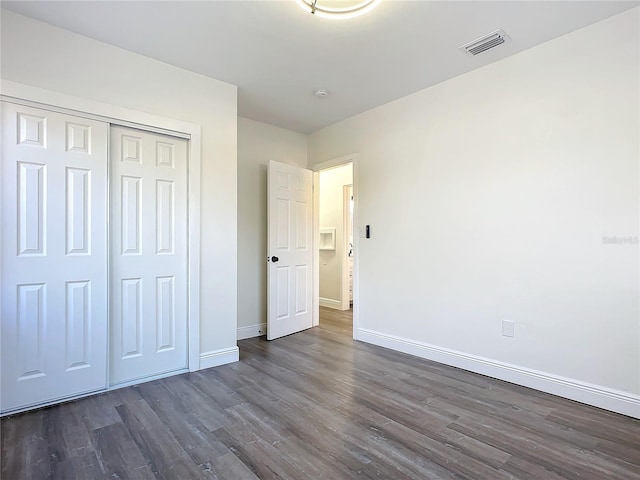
[0,102,188,413]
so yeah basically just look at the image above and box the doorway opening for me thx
[1,97,201,415]
[313,157,356,338]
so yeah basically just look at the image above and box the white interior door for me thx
[267,160,313,340]
[1,102,108,412]
[110,126,188,385]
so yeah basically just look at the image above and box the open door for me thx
[267,160,313,340]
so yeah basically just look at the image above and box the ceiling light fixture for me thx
[296,0,381,20]
[314,89,330,98]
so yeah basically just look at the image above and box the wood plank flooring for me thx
[2,307,639,479]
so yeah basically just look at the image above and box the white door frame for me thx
[312,154,359,340]
[0,80,202,373]
[341,184,353,311]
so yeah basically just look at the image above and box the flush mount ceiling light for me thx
[296,0,381,20]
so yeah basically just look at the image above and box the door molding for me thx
[341,184,353,311]
[1,80,202,373]
[312,154,359,340]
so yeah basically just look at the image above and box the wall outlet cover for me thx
[502,320,515,338]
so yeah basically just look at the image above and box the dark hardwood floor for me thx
[2,307,639,479]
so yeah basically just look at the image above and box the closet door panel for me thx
[1,102,108,413]
[110,126,188,385]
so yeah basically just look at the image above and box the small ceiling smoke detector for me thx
[314,89,330,98]
[460,29,510,57]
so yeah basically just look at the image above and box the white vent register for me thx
[460,29,510,56]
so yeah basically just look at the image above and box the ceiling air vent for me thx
[459,29,510,57]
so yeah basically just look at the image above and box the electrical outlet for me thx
[502,320,515,338]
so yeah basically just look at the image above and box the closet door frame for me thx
[1,80,202,382]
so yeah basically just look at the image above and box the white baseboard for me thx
[358,328,640,419]
[199,347,239,370]
[319,297,342,309]
[237,323,266,340]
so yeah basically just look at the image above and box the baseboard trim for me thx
[237,323,266,340]
[199,347,239,370]
[358,328,640,419]
[319,297,342,309]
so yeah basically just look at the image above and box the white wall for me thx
[319,164,353,307]
[237,117,308,338]
[309,9,640,415]
[1,10,238,358]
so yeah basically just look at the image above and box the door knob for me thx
[271,256,279,263]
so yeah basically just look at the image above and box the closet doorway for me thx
[1,101,192,414]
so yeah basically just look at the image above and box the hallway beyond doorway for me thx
[319,306,353,336]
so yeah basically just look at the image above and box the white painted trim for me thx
[357,328,640,419]
[0,80,202,373]
[312,154,357,173]
[2,95,191,139]
[351,156,360,340]
[187,130,202,372]
[1,81,198,136]
[312,171,321,327]
[238,323,267,340]
[200,347,240,370]
[341,184,353,311]
[319,297,343,309]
